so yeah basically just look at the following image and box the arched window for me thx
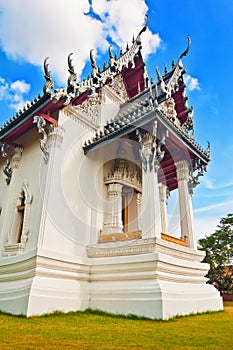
[3,182,32,256]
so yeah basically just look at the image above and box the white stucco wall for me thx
[0,136,45,256]
[37,110,106,258]
[0,92,121,259]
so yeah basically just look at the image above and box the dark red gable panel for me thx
[121,54,146,98]
[172,80,187,125]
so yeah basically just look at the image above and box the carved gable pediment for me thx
[159,97,180,126]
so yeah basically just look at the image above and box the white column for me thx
[103,183,123,234]
[139,132,162,239]
[175,160,196,249]
[159,183,168,233]
[136,192,142,231]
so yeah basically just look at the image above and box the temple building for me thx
[0,19,222,319]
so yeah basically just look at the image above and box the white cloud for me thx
[184,74,200,91]
[0,77,10,100]
[91,0,161,58]
[0,0,161,84]
[10,80,30,94]
[201,176,233,190]
[194,200,233,214]
[0,77,31,112]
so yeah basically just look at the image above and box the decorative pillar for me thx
[138,122,166,239]
[136,192,142,231]
[103,183,123,234]
[175,160,196,249]
[159,183,168,233]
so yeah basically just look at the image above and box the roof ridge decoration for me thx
[51,15,150,103]
[155,36,191,99]
[0,16,150,134]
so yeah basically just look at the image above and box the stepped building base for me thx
[0,239,223,319]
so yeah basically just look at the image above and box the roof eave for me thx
[83,106,210,163]
[0,94,51,140]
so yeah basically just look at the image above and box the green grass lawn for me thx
[0,303,232,350]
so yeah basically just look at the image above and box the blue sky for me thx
[0,0,232,240]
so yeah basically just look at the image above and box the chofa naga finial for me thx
[136,14,149,46]
[67,53,77,93]
[90,49,97,71]
[179,36,191,60]
[138,14,149,37]
[90,49,101,84]
[43,57,54,95]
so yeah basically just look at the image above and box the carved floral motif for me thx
[110,74,129,102]
[105,159,142,192]
[159,97,178,124]
[75,92,102,126]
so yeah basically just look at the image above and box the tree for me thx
[198,213,233,295]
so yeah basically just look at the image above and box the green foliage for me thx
[198,213,233,294]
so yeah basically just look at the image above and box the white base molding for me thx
[87,238,223,319]
[3,243,25,257]
[0,249,89,317]
[0,240,223,319]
